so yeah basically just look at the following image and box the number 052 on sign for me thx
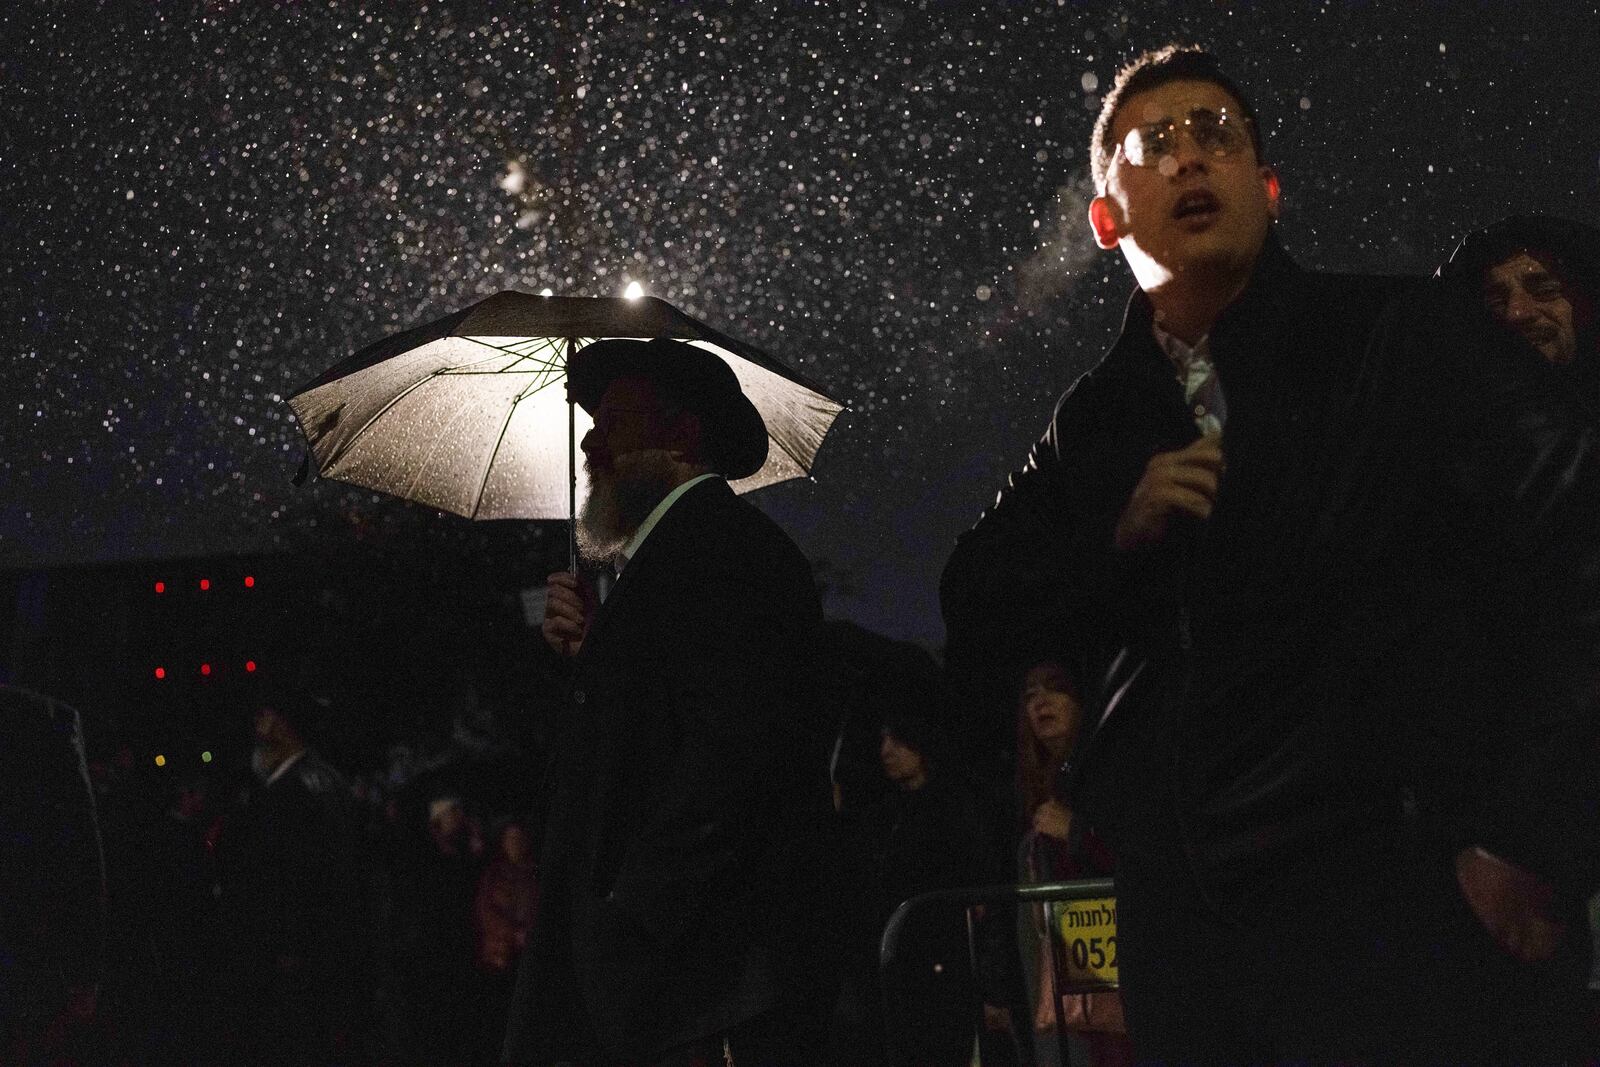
[1052,896,1119,990]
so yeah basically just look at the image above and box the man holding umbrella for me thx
[503,338,834,1066]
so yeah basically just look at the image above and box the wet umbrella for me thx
[287,291,843,563]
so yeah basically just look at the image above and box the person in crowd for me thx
[0,685,105,1066]
[829,714,1014,1067]
[474,818,539,1065]
[1440,212,1600,1046]
[507,338,834,1066]
[390,793,485,1066]
[822,619,947,822]
[476,817,540,975]
[941,43,1600,1064]
[1013,661,1132,1067]
[1438,214,1600,404]
[138,774,227,1063]
[213,692,370,1065]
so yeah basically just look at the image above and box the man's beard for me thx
[576,449,681,563]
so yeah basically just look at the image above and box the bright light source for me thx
[199,578,211,591]
[623,281,644,300]
[540,287,554,297]
[154,666,166,680]
[154,581,166,594]
[201,751,213,764]
[200,663,212,676]
[245,660,257,673]
[154,754,166,768]
[244,575,255,588]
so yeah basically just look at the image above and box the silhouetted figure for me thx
[393,794,483,1066]
[830,715,1008,1067]
[507,339,831,1066]
[214,695,369,1065]
[0,685,105,1066]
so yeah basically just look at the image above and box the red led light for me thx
[200,663,212,676]
[199,578,211,591]
[154,667,166,680]
[245,660,257,673]
[244,575,255,588]
[154,581,166,594]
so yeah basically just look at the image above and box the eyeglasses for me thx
[1115,107,1254,169]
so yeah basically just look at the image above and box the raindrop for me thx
[1081,72,1099,93]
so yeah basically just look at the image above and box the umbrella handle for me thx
[567,339,578,573]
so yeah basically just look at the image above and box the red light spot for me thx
[244,575,255,588]
[199,578,211,591]
[200,663,212,676]
[154,667,166,680]
[154,581,166,594]
[245,660,257,673]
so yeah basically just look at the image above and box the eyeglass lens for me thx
[1122,108,1248,167]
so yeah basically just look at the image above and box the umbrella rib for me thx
[400,388,487,503]
[514,373,567,401]
[321,370,444,472]
[456,335,563,373]
[467,397,521,520]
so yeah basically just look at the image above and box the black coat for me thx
[942,234,1600,913]
[214,749,368,995]
[504,477,830,1064]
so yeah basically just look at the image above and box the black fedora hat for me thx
[567,337,769,479]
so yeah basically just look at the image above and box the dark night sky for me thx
[4,0,1598,646]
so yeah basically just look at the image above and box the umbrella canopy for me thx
[287,292,843,521]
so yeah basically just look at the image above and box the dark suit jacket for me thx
[504,477,829,1064]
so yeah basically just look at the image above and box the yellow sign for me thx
[1053,896,1119,990]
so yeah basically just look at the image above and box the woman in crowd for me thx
[1015,660,1133,1067]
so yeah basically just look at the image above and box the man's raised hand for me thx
[1113,435,1224,552]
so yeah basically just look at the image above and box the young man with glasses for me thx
[943,44,1600,1064]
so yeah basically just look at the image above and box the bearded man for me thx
[503,338,832,1067]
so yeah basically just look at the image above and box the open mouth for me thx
[1522,323,1557,346]
[1173,190,1221,222]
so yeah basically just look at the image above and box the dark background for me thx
[5,1,1599,742]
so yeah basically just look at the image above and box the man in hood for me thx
[1440,214,1600,405]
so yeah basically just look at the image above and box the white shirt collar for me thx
[1151,321,1210,369]
[614,472,720,573]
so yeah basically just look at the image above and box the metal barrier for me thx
[878,878,1117,1067]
